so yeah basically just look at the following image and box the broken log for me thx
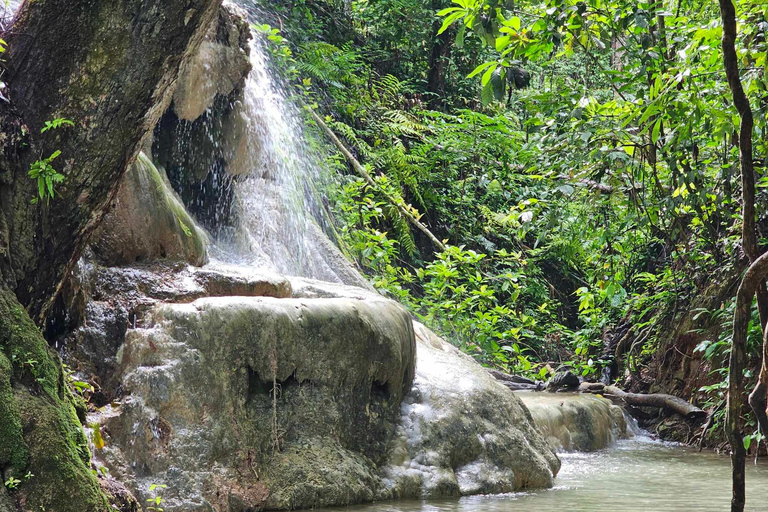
[580,382,707,421]
[487,369,543,391]
[487,369,537,385]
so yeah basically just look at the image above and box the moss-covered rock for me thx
[0,288,111,512]
[91,152,209,266]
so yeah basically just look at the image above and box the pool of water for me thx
[308,436,768,511]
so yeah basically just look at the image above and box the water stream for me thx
[308,437,768,511]
[203,19,768,512]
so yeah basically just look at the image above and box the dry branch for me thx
[580,382,707,421]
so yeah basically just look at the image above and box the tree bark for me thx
[1,0,221,321]
[580,382,707,421]
[0,1,221,510]
[719,1,768,509]
[726,252,768,512]
[426,9,453,111]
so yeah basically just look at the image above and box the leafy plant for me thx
[40,118,74,133]
[4,477,20,490]
[29,117,74,205]
[28,150,65,205]
[146,483,167,512]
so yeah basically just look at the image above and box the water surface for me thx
[310,437,768,511]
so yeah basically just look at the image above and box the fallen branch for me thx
[487,369,543,391]
[487,369,536,385]
[580,382,707,421]
[307,107,447,252]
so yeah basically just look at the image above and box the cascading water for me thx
[199,32,368,286]
[219,39,318,273]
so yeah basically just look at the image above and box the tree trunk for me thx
[0,0,221,510]
[426,14,453,110]
[580,383,707,421]
[719,0,768,509]
[2,0,220,321]
[727,252,768,512]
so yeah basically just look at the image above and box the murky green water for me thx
[310,437,768,511]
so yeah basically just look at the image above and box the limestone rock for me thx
[380,322,561,499]
[518,392,629,452]
[99,295,416,511]
[173,4,252,121]
[91,153,209,267]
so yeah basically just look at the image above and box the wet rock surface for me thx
[380,323,560,499]
[95,288,416,511]
[91,153,209,267]
[518,392,630,452]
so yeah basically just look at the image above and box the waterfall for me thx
[217,38,321,274]
[201,33,364,285]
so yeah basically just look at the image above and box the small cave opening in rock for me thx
[371,380,391,401]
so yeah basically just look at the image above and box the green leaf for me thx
[456,24,466,48]
[651,118,662,145]
[481,64,496,86]
[468,61,496,79]
[438,11,463,35]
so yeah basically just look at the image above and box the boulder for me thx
[172,4,252,121]
[546,370,581,392]
[91,153,209,267]
[380,322,560,499]
[99,295,416,511]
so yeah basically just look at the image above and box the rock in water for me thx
[517,392,629,452]
[85,275,561,510]
[380,323,560,499]
[546,370,581,392]
[101,293,416,511]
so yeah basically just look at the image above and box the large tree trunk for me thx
[0,1,221,510]
[2,0,220,321]
[718,0,768,510]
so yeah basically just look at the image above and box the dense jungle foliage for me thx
[253,0,768,448]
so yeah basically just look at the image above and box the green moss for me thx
[0,352,28,472]
[0,289,60,398]
[139,152,208,260]
[15,388,109,512]
[0,288,110,511]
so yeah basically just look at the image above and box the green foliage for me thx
[40,118,74,133]
[258,0,768,389]
[29,118,74,205]
[28,150,65,205]
[146,483,168,512]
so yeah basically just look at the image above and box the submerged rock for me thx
[91,153,209,267]
[380,323,560,499]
